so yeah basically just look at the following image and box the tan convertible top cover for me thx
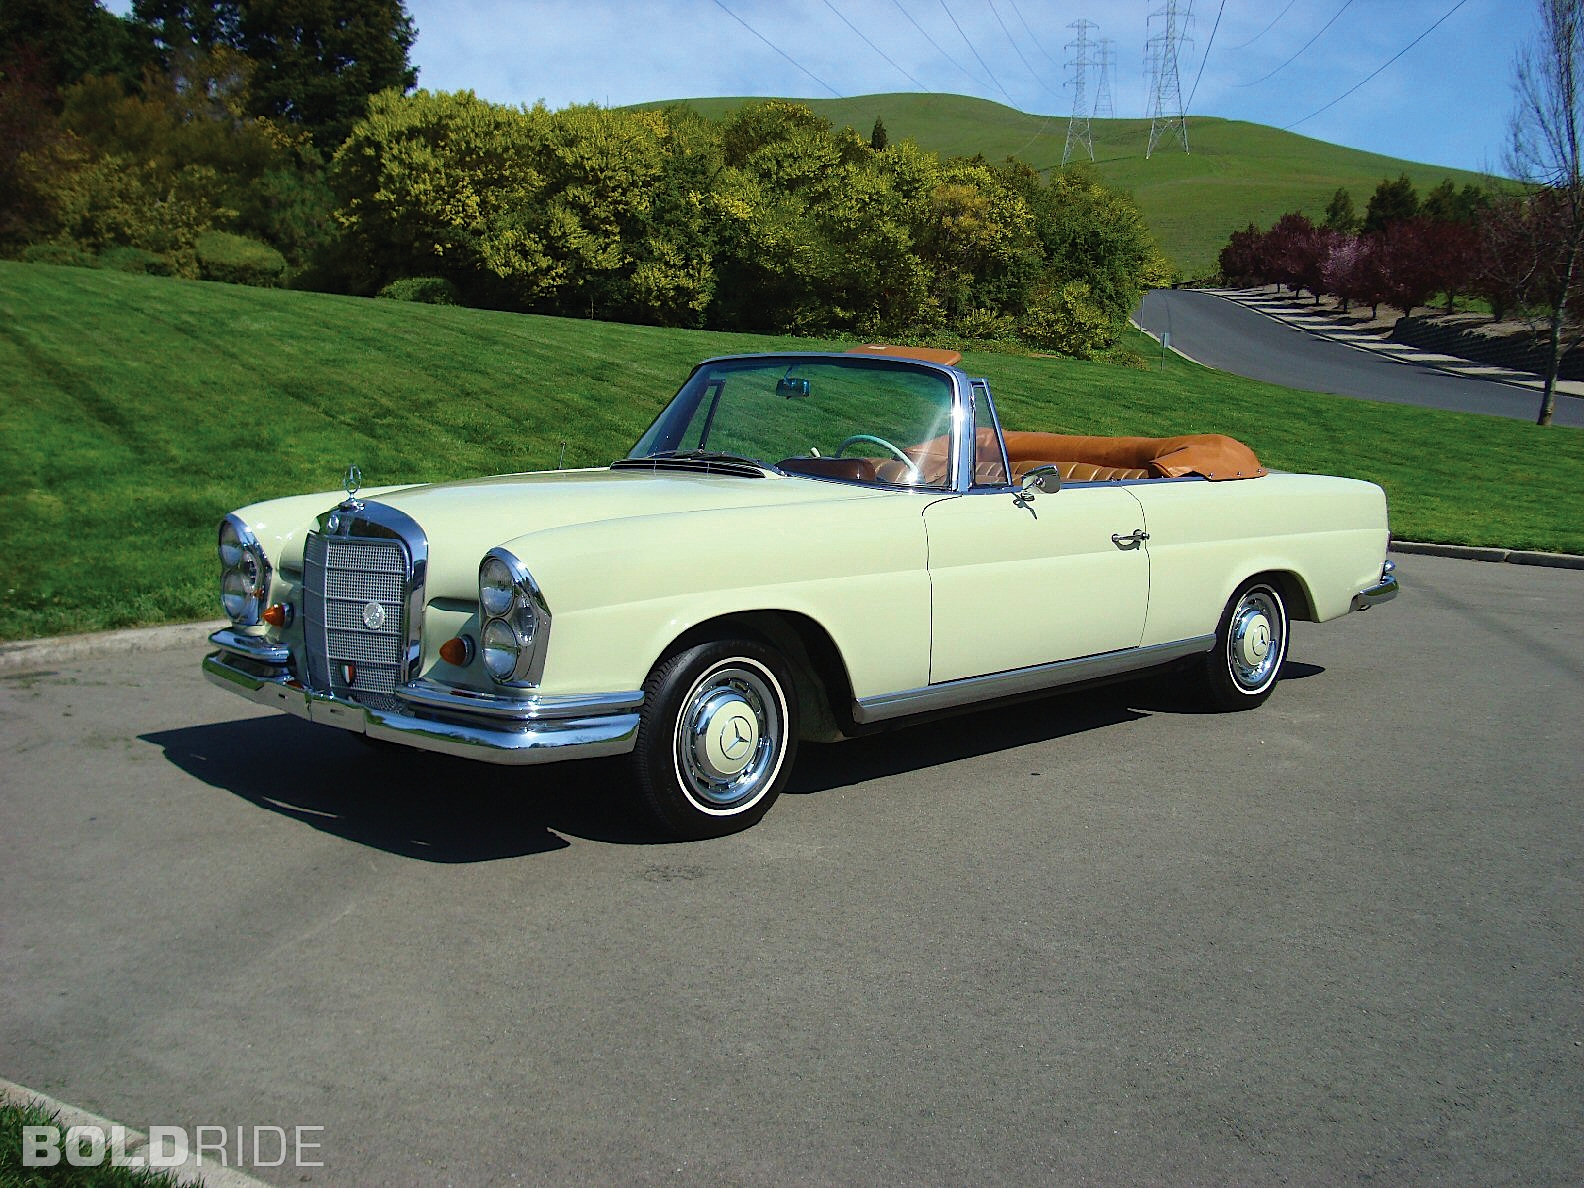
[1001,431,1267,481]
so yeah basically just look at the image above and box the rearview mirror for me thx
[776,377,811,398]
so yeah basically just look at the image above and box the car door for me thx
[922,484,1150,684]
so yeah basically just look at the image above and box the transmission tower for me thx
[1093,37,1116,120]
[1145,0,1191,158]
[1063,19,1099,165]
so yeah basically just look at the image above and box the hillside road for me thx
[1136,288,1584,428]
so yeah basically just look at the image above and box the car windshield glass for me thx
[625,357,958,488]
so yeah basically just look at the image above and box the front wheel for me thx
[631,640,799,839]
[1194,579,1289,711]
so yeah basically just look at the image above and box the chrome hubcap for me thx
[673,660,786,812]
[1229,589,1284,691]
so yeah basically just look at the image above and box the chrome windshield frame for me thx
[627,352,978,494]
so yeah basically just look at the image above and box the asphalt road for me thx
[3,553,1581,1186]
[1136,288,1584,429]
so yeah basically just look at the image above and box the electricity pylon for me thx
[1145,0,1191,158]
[1063,19,1099,165]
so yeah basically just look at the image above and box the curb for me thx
[0,1078,276,1188]
[1390,539,1584,570]
[0,620,226,675]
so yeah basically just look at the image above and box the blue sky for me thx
[397,0,1527,174]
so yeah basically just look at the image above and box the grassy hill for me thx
[1,261,1578,641]
[642,93,1495,278]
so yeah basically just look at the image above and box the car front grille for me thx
[303,531,411,710]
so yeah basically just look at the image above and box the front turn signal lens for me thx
[439,636,474,667]
[262,603,293,628]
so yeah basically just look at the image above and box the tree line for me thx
[1,0,1169,356]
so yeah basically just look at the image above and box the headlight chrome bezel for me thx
[477,547,551,687]
[217,513,272,627]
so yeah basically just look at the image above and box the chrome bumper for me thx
[1350,559,1399,612]
[203,631,641,766]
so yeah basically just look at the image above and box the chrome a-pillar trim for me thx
[202,651,640,765]
[852,635,1217,725]
[1350,560,1399,612]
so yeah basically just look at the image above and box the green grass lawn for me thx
[1,261,1579,642]
[645,94,1495,277]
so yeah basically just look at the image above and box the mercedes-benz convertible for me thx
[204,345,1397,837]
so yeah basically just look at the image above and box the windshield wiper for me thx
[611,449,770,475]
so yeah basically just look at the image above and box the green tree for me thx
[1421,177,1489,224]
[238,0,417,151]
[1323,186,1359,233]
[0,0,149,91]
[1004,159,1166,349]
[870,116,887,151]
[1362,173,1420,234]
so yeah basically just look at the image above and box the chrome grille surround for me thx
[301,500,428,710]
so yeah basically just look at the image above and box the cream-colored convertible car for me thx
[205,346,1397,837]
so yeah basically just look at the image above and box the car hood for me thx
[368,466,900,596]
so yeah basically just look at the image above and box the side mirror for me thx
[1020,464,1063,496]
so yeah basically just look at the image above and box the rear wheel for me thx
[632,639,799,839]
[1195,579,1289,711]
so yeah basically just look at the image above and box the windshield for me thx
[625,356,958,488]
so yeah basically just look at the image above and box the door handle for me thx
[1111,529,1150,550]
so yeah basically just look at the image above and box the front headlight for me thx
[477,547,551,686]
[217,513,271,626]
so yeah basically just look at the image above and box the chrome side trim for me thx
[203,652,639,766]
[398,678,643,721]
[1350,559,1399,612]
[209,626,291,667]
[852,635,1217,725]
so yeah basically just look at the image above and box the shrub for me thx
[18,242,100,268]
[378,276,461,305]
[100,245,177,275]
[194,230,286,287]
[1020,280,1114,357]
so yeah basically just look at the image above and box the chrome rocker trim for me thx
[1350,560,1399,612]
[204,635,641,766]
[852,635,1217,725]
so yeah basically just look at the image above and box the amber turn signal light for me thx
[440,635,475,667]
[262,603,293,628]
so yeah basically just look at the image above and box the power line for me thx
[1232,0,1354,89]
[986,0,1059,101]
[1006,0,1065,77]
[820,0,928,91]
[1227,0,1296,52]
[937,0,1020,107]
[707,0,842,97]
[1286,0,1471,130]
[1186,0,1226,112]
[887,0,991,93]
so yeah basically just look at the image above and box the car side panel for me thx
[507,495,934,701]
[921,486,1150,683]
[1129,473,1391,645]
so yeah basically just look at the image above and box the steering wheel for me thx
[830,437,918,484]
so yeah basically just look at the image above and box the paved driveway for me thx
[2,553,1580,1185]
[1136,288,1584,428]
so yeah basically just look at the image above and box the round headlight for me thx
[221,568,251,620]
[218,520,244,569]
[481,618,522,680]
[479,555,517,619]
